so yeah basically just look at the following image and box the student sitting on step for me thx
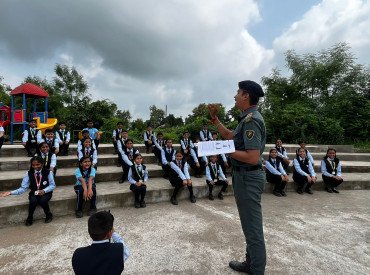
[35,142,57,176]
[296,141,314,165]
[161,139,176,179]
[74,156,97,218]
[321,148,343,193]
[0,156,55,226]
[119,139,139,183]
[275,139,290,171]
[206,155,229,200]
[153,132,166,165]
[180,131,194,159]
[55,122,70,156]
[22,119,42,157]
[42,129,59,155]
[72,211,130,275]
[212,132,230,173]
[83,120,101,149]
[189,138,208,178]
[265,148,289,197]
[143,125,155,154]
[169,151,196,205]
[77,130,96,152]
[78,138,98,170]
[128,154,148,208]
[112,121,124,155]
[293,148,317,194]
[116,129,129,167]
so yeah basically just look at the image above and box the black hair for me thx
[183,131,189,135]
[59,122,66,126]
[38,142,49,150]
[86,120,93,124]
[117,121,123,125]
[325,148,337,159]
[29,156,44,171]
[125,138,134,144]
[166,139,173,143]
[88,211,114,241]
[78,156,92,180]
[157,132,163,136]
[133,153,142,160]
[44,129,53,134]
[81,129,89,134]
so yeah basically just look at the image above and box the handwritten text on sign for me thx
[197,140,235,157]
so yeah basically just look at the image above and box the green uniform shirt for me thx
[232,106,266,167]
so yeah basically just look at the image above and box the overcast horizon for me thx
[1,0,369,120]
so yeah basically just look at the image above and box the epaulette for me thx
[244,112,253,122]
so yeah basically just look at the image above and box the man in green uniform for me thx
[209,80,266,274]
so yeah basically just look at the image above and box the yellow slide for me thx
[34,117,58,133]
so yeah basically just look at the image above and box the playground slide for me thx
[34,117,58,133]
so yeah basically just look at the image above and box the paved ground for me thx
[0,190,369,274]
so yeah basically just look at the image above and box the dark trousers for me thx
[0,136,4,149]
[322,175,343,189]
[144,141,153,153]
[189,161,206,176]
[121,163,130,182]
[161,164,171,178]
[59,142,70,156]
[169,177,193,198]
[112,139,118,154]
[130,184,147,202]
[267,174,287,192]
[74,185,97,212]
[293,173,313,191]
[206,180,228,194]
[25,141,38,156]
[94,139,100,149]
[28,192,53,220]
[153,148,162,163]
[277,156,289,170]
[232,169,266,275]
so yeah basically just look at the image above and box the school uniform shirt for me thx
[143,131,156,142]
[128,164,149,184]
[92,232,130,262]
[206,163,227,182]
[83,127,99,140]
[22,128,42,143]
[199,129,213,141]
[36,152,57,169]
[112,129,123,140]
[220,153,228,163]
[293,157,316,177]
[190,148,208,164]
[161,147,176,165]
[121,148,139,166]
[154,138,166,150]
[55,130,70,144]
[117,139,128,153]
[321,158,342,177]
[41,137,60,150]
[77,139,96,151]
[10,170,56,195]
[296,148,314,164]
[0,126,4,133]
[75,167,96,186]
[180,139,194,150]
[78,147,98,166]
[170,161,191,180]
[265,158,287,176]
[275,146,288,159]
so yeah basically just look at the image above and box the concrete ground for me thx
[0,191,369,275]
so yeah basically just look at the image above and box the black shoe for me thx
[119,179,124,184]
[75,211,83,218]
[25,219,33,226]
[113,152,118,155]
[326,187,333,193]
[45,214,53,223]
[170,197,178,205]
[297,189,303,194]
[332,188,340,193]
[140,201,146,208]
[305,189,313,195]
[280,190,287,197]
[190,195,196,203]
[134,201,141,208]
[229,260,253,274]
[88,208,97,216]
[218,193,224,200]
[116,163,121,167]
[209,194,214,200]
[273,191,282,197]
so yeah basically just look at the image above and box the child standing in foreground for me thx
[0,156,55,226]
[72,211,130,275]
[128,154,148,208]
[74,156,97,218]
[169,151,196,205]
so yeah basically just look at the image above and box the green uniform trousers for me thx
[232,169,266,275]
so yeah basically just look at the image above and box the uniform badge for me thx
[43,181,48,185]
[244,113,253,122]
[245,130,255,139]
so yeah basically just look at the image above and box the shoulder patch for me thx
[245,130,255,139]
[244,112,253,122]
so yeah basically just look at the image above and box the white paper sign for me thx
[197,140,235,157]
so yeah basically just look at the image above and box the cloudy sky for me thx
[1,0,369,120]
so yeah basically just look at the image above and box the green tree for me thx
[149,105,165,128]
[116,110,132,128]
[0,76,11,105]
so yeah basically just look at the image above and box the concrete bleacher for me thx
[0,143,369,227]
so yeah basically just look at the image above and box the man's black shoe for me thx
[209,194,214,200]
[229,260,253,274]
[332,188,340,193]
[218,192,224,200]
[170,197,178,205]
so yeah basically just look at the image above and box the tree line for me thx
[1,43,369,145]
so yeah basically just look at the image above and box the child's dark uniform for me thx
[169,159,194,200]
[56,129,70,156]
[72,242,124,275]
[161,147,176,178]
[74,167,97,213]
[120,147,139,182]
[153,138,166,164]
[143,131,155,154]
[117,137,127,166]
[321,157,343,189]
[24,127,40,156]
[189,147,207,177]
[43,136,58,154]
[265,158,287,194]
[275,145,289,170]
[206,162,228,197]
[129,164,147,204]
[293,155,316,193]
[79,146,98,169]
[112,128,123,154]
[36,151,57,176]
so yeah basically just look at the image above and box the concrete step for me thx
[0,173,368,227]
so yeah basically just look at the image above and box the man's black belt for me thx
[233,165,262,172]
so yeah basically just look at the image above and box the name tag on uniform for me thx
[332,171,336,175]
[214,179,218,183]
